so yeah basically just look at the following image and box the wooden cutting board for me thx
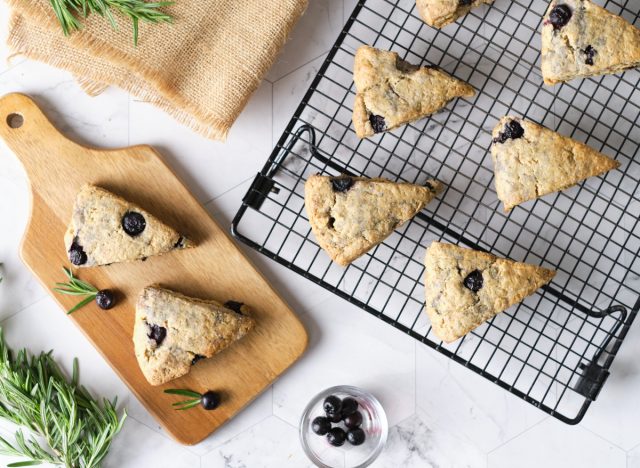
[0,93,308,445]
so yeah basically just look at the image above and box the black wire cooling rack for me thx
[232,0,640,423]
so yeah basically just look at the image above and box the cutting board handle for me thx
[0,93,75,177]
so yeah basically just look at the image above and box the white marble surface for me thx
[0,1,639,467]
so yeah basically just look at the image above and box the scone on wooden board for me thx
[134,286,255,386]
[491,116,620,212]
[424,242,556,343]
[416,0,494,29]
[305,175,442,266]
[541,0,640,85]
[352,45,475,138]
[64,184,192,267]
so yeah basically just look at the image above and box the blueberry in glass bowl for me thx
[299,385,388,468]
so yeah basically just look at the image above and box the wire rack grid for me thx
[232,0,640,423]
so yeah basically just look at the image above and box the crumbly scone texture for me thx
[133,286,255,386]
[305,175,442,266]
[352,46,475,138]
[64,184,192,267]
[416,0,494,28]
[541,0,640,84]
[424,242,556,343]
[491,116,620,212]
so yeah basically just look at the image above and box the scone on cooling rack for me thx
[352,45,475,138]
[304,175,442,266]
[65,185,192,267]
[134,286,255,386]
[416,0,494,29]
[424,242,556,343]
[490,116,620,212]
[541,0,640,85]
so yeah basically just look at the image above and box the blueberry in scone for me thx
[416,0,494,29]
[541,0,640,84]
[64,185,192,267]
[133,286,255,386]
[424,242,556,343]
[352,46,475,138]
[491,116,620,212]
[305,175,443,266]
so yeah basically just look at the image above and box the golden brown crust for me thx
[64,184,192,267]
[424,242,556,343]
[305,175,442,266]
[491,116,620,212]
[133,286,255,386]
[541,0,640,85]
[352,46,475,138]
[416,0,494,28]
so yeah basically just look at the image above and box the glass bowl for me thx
[299,385,388,468]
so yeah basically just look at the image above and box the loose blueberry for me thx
[311,416,332,436]
[69,237,88,266]
[224,301,245,315]
[341,397,358,417]
[323,395,342,415]
[369,114,386,133]
[201,391,220,410]
[464,269,484,292]
[584,45,596,65]
[331,177,354,193]
[344,410,363,429]
[122,212,146,237]
[327,427,347,447]
[493,119,524,144]
[147,323,167,346]
[327,411,343,423]
[549,4,572,30]
[191,354,206,366]
[95,290,116,310]
[347,428,366,446]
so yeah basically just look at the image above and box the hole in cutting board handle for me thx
[6,113,24,129]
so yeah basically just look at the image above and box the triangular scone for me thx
[424,242,555,343]
[541,0,640,84]
[491,116,620,212]
[416,0,494,29]
[64,185,192,267]
[305,175,442,266]
[133,286,255,386]
[352,46,475,138]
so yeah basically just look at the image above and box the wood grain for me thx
[0,93,308,445]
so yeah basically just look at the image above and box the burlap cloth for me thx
[6,1,308,140]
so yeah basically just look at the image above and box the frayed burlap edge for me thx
[7,2,307,141]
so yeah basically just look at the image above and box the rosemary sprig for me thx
[48,0,174,45]
[53,267,100,314]
[164,389,204,410]
[164,388,221,411]
[0,327,127,467]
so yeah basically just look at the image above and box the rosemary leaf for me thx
[164,389,202,398]
[48,0,174,45]
[0,328,126,467]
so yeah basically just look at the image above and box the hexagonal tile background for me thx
[1,0,640,466]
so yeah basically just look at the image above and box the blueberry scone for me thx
[541,0,640,85]
[491,116,619,212]
[352,46,475,138]
[134,286,255,386]
[416,0,494,29]
[65,185,192,267]
[424,242,555,343]
[305,175,442,266]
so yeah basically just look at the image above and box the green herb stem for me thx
[48,0,174,45]
[0,328,127,467]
